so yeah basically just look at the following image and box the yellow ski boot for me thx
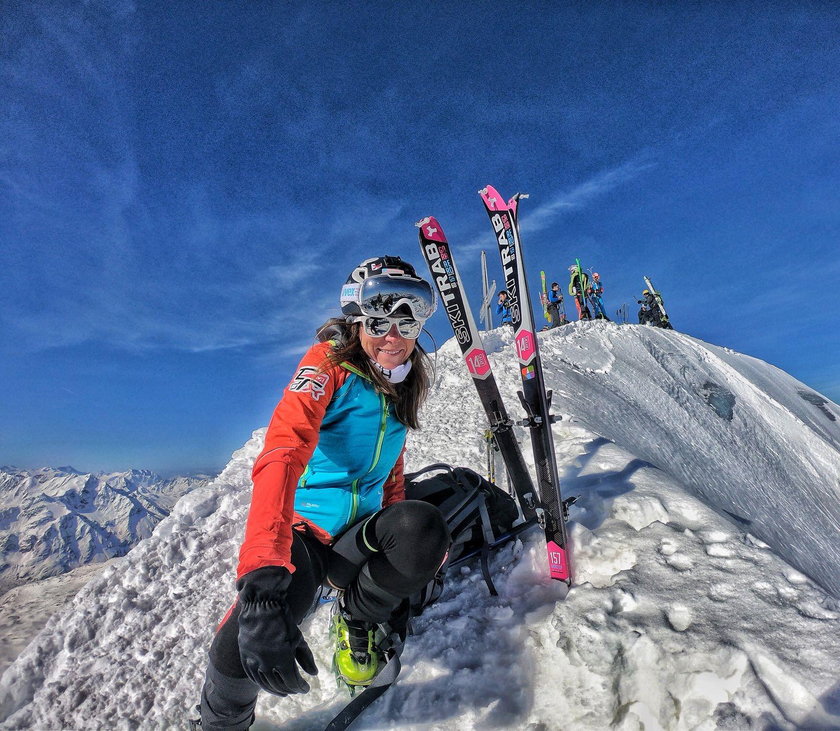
[330,608,384,690]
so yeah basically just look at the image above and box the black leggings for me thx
[201,500,449,730]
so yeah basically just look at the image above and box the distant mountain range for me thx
[0,466,209,595]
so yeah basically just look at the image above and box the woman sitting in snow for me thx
[197,256,450,730]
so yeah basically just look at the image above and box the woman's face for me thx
[359,322,416,370]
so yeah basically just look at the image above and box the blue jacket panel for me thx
[294,368,407,536]
[497,301,512,324]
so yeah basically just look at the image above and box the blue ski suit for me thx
[589,279,607,318]
[497,297,513,326]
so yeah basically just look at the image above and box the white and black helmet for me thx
[340,256,437,321]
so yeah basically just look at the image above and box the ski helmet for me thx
[593,272,600,279]
[340,255,437,321]
[643,289,650,295]
[568,265,577,273]
[551,282,559,287]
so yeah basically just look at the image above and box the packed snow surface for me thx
[0,562,114,676]
[1,323,838,730]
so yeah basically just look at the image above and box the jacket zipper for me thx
[368,394,388,475]
[348,393,388,525]
[349,478,360,524]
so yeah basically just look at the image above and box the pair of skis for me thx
[643,276,673,328]
[540,270,552,326]
[572,257,592,320]
[416,185,572,586]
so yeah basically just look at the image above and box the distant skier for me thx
[644,279,673,329]
[568,265,591,320]
[497,290,514,327]
[638,287,673,329]
[587,272,610,321]
[638,289,656,325]
[544,282,568,328]
[196,256,449,730]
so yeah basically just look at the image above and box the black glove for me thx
[237,566,318,696]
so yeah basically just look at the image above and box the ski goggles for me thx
[352,315,423,339]
[350,275,437,321]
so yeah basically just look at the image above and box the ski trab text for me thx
[423,242,469,345]
[490,213,520,322]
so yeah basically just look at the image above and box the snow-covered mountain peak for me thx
[0,466,208,595]
[1,324,838,730]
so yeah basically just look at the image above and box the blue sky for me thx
[2,1,839,476]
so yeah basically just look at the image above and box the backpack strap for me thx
[403,463,454,483]
[450,515,539,567]
[476,495,498,596]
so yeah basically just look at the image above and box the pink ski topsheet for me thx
[515,331,536,364]
[416,216,446,243]
[417,216,492,381]
[478,185,505,210]
[465,348,492,378]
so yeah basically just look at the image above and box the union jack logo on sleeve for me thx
[289,367,330,401]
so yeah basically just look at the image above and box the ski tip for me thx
[480,185,510,213]
[416,217,447,243]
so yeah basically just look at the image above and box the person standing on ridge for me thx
[546,281,568,328]
[588,272,610,320]
[497,290,513,327]
[197,256,450,731]
[568,265,591,320]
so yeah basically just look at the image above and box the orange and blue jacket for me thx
[237,341,407,579]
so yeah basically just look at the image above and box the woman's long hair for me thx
[316,318,431,430]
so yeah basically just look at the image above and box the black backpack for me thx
[404,463,530,609]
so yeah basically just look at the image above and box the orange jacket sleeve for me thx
[237,342,349,579]
[381,447,406,507]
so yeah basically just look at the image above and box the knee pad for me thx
[375,500,449,550]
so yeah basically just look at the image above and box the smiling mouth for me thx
[377,347,404,356]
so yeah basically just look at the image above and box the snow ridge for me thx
[534,323,840,599]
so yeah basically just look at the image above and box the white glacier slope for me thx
[0,467,207,595]
[530,322,840,600]
[0,323,838,731]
